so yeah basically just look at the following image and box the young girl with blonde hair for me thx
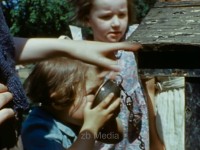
[72,0,150,149]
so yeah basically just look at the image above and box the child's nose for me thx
[111,16,120,27]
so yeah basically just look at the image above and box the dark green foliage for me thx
[2,0,74,37]
[1,0,16,26]
[1,0,150,37]
[134,0,151,23]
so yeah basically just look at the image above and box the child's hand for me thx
[64,40,141,72]
[80,93,121,136]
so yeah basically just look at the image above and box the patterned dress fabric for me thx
[69,25,150,150]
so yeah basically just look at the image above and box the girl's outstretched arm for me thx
[14,37,141,71]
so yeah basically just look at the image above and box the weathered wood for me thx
[129,2,200,150]
[127,1,200,76]
[155,1,200,7]
[128,2,200,51]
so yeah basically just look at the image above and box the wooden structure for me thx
[128,1,200,149]
[129,1,200,76]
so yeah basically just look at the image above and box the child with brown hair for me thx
[21,57,123,150]
[0,3,141,149]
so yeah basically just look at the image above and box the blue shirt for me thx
[21,107,77,150]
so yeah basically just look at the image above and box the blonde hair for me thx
[72,0,137,25]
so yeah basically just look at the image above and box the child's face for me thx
[88,0,128,42]
[66,67,106,126]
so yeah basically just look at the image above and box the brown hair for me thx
[24,57,88,106]
[72,0,137,25]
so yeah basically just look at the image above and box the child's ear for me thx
[50,92,57,99]
[50,92,64,110]
[51,103,64,111]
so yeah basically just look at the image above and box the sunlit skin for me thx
[88,0,128,42]
[63,66,103,126]
[0,84,14,124]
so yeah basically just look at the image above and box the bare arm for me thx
[14,37,141,71]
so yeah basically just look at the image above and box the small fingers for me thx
[85,101,93,111]
[0,108,15,124]
[0,83,8,93]
[84,95,95,111]
[102,42,142,52]
[104,63,120,72]
[95,58,120,72]
[103,98,121,120]
[98,93,114,109]
[0,92,13,109]
[106,98,121,113]
[119,42,142,51]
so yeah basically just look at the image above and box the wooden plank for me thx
[128,5,200,51]
[130,3,200,149]
[128,2,200,75]
[155,1,200,8]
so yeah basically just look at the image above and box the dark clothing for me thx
[0,6,29,112]
[0,6,28,149]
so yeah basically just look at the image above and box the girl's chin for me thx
[106,38,121,42]
[96,38,121,42]
[107,36,123,42]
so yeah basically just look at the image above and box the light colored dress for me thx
[69,25,150,150]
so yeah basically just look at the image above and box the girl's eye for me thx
[100,15,112,20]
[118,13,126,18]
